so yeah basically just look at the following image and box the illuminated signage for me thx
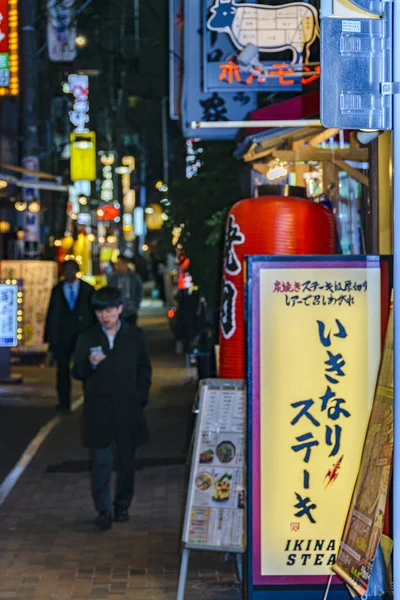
[0,0,18,95]
[68,74,89,133]
[121,156,135,242]
[185,139,204,179]
[99,152,116,203]
[247,256,385,589]
[70,132,96,181]
[218,60,320,87]
[203,0,320,92]
[97,205,118,221]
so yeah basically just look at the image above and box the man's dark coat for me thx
[73,322,152,449]
[44,280,94,353]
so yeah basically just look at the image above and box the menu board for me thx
[182,379,245,552]
[0,261,57,351]
[0,284,18,347]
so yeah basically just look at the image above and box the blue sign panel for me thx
[203,0,320,93]
[181,0,257,140]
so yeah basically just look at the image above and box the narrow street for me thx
[0,308,241,600]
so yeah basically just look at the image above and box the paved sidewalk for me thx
[0,311,241,600]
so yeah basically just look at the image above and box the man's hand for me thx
[89,351,106,367]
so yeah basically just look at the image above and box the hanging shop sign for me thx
[204,0,320,92]
[169,0,183,119]
[22,156,40,249]
[121,156,135,242]
[47,0,77,62]
[186,139,204,178]
[246,256,390,596]
[68,74,89,133]
[0,0,18,95]
[99,152,116,203]
[182,0,257,140]
[70,132,96,182]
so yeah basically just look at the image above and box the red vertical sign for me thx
[0,0,9,54]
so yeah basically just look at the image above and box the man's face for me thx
[96,305,123,331]
[63,264,78,283]
[115,259,128,274]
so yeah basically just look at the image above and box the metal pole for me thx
[393,0,400,594]
[368,137,379,254]
[193,119,322,129]
[176,547,190,600]
[161,96,169,185]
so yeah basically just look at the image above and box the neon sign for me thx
[0,0,18,96]
[219,60,320,87]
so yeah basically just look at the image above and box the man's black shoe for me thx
[114,508,130,523]
[93,511,112,531]
[55,404,70,412]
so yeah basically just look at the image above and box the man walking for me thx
[107,255,143,326]
[45,260,94,411]
[73,287,152,530]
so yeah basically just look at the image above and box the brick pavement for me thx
[0,309,242,600]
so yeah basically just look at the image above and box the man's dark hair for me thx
[61,259,79,273]
[117,255,129,263]
[92,286,123,311]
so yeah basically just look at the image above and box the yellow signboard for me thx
[70,132,96,181]
[247,257,385,588]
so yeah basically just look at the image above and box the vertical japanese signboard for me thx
[247,256,388,598]
[0,0,18,95]
[182,379,245,551]
[0,283,17,347]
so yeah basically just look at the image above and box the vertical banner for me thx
[247,256,387,598]
[22,157,40,253]
[169,0,183,120]
[333,300,393,596]
[0,283,18,347]
[47,0,77,62]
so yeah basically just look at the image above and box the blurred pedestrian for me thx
[107,256,143,326]
[73,287,152,531]
[44,260,94,411]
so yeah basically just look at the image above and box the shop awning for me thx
[235,90,324,162]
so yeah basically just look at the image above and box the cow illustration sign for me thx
[203,0,320,92]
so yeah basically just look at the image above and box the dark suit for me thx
[73,322,152,512]
[44,280,94,409]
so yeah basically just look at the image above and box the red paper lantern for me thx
[219,195,335,380]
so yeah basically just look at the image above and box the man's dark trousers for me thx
[90,434,136,514]
[54,339,76,410]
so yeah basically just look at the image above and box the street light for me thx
[14,201,27,212]
[28,201,40,213]
[75,35,87,48]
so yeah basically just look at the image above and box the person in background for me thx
[107,255,143,326]
[44,259,94,411]
[73,287,152,531]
